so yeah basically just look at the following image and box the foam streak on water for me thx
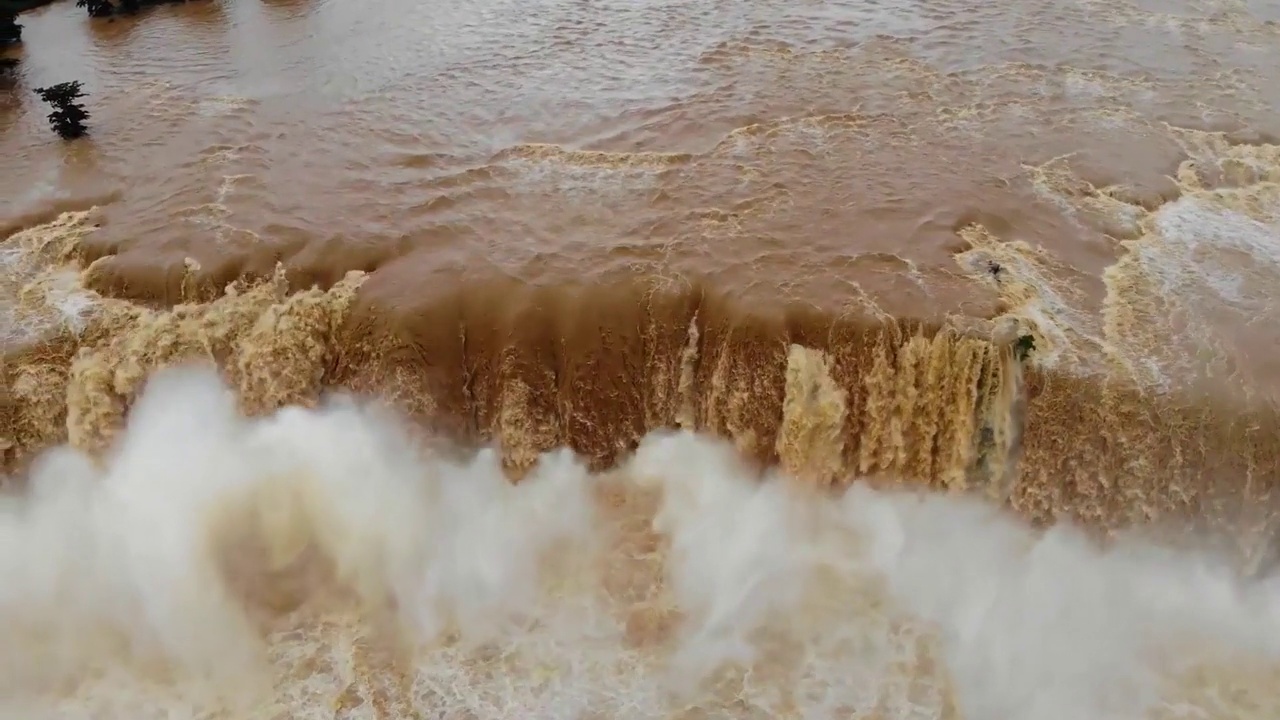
[2,364,1278,719]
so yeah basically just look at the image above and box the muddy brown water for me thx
[4,1,1280,717]
[1,0,1279,533]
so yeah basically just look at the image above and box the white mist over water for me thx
[1,364,1279,719]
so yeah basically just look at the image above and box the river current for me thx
[2,0,1280,717]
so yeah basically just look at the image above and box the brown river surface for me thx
[2,0,1280,718]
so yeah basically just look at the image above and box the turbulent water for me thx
[2,0,1280,717]
[3,365,1280,719]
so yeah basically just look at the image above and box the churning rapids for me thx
[1,364,1278,720]
[4,0,1280,717]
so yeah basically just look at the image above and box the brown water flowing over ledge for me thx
[3,217,1276,550]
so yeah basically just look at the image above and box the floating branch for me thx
[34,81,91,139]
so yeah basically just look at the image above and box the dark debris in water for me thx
[1014,334,1035,362]
[0,19,19,45]
[34,81,91,140]
[0,4,20,44]
[77,0,204,18]
[76,0,116,17]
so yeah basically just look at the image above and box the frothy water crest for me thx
[2,364,1278,719]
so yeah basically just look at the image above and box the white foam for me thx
[1147,195,1280,307]
[2,363,1278,718]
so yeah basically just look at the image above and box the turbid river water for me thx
[1,0,1280,717]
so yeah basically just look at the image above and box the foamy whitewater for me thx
[2,364,1280,719]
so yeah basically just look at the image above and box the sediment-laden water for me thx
[2,0,1279,717]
